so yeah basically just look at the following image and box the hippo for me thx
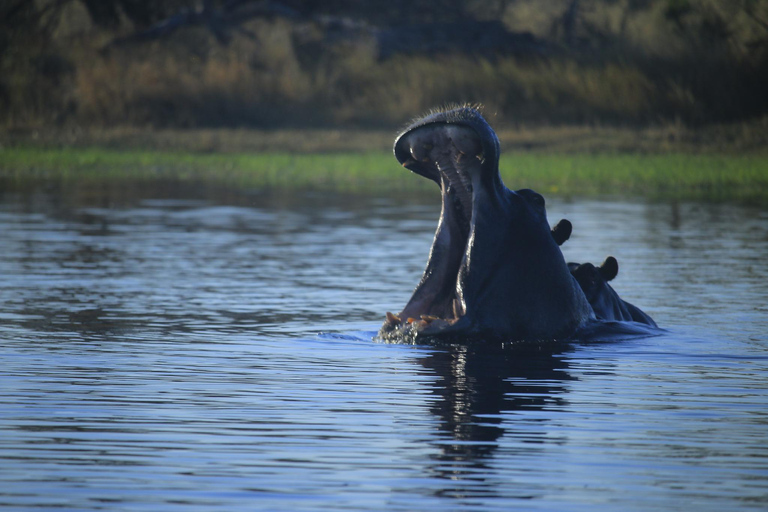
[568,256,657,327]
[378,107,595,343]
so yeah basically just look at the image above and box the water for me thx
[1,182,767,511]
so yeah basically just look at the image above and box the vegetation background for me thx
[2,0,768,153]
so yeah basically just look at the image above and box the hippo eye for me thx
[531,193,545,208]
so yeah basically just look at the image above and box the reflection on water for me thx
[1,180,767,511]
[419,342,574,501]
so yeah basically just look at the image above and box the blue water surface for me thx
[0,183,766,511]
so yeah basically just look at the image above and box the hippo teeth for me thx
[385,311,401,325]
[452,298,464,318]
[383,311,461,328]
[434,154,473,236]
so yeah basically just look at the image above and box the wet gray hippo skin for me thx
[378,107,594,342]
[568,256,657,327]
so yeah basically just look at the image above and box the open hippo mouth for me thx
[379,107,593,342]
[383,119,486,335]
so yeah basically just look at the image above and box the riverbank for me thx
[2,145,767,203]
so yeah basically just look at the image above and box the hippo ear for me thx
[600,256,619,281]
[551,219,572,246]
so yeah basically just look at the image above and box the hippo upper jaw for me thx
[379,107,593,343]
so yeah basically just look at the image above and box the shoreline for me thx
[2,120,767,155]
[2,145,766,203]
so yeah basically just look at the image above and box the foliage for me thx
[1,0,768,129]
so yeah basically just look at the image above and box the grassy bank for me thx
[2,147,767,202]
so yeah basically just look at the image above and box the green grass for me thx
[499,153,768,201]
[2,147,767,201]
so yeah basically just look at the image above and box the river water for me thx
[1,182,767,511]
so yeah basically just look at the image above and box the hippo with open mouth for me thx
[378,107,596,343]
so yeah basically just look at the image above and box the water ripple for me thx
[0,189,767,510]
